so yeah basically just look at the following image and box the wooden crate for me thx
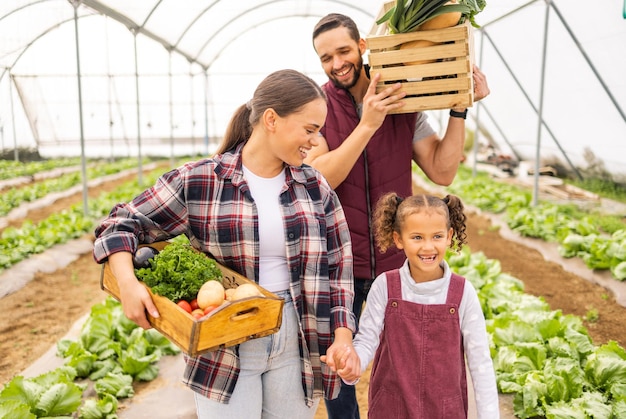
[100,241,284,356]
[366,3,474,114]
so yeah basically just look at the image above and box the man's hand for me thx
[360,72,407,132]
[473,65,490,101]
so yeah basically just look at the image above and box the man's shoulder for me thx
[320,80,338,96]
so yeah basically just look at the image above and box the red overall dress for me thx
[368,269,469,419]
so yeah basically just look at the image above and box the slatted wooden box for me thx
[366,3,474,114]
[101,241,284,356]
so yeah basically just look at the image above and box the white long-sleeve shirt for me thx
[353,260,500,419]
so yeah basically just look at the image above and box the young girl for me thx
[329,192,500,418]
[93,69,358,419]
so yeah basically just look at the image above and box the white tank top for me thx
[242,165,290,292]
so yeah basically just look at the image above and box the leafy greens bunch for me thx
[378,0,487,34]
[135,241,223,302]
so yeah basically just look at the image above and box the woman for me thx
[93,69,358,418]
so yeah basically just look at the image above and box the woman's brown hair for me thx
[215,69,326,155]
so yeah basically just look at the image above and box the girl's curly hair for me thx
[372,192,467,253]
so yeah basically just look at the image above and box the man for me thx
[306,13,490,418]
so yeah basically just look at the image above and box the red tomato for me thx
[177,300,192,314]
[190,298,200,311]
[203,305,219,315]
[191,309,204,319]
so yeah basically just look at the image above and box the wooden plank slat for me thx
[366,7,475,114]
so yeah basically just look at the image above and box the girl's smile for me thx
[393,210,452,283]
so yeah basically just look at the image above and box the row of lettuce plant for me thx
[3,246,624,418]
[1,161,625,417]
[0,157,82,180]
[0,157,160,217]
[439,167,626,281]
[0,161,192,417]
[0,298,180,418]
[0,168,163,273]
[450,247,626,418]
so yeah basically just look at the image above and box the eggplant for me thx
[133,246,159,269]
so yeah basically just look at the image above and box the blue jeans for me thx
[324,278,373,419]
[194,291,320,419]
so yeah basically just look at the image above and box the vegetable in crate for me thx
[135,242,222,302]
[197,280,225,309]
[375,0,487,66]
[377,0,487,34]
[132,246,159,269]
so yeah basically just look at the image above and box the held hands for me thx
[321,343,362,384]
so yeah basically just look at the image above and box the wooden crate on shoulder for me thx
[100,241,284,357]
[366,3,474,114]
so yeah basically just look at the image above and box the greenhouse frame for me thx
[1,0,625,182]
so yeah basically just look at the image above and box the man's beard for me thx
[330,57,364,90]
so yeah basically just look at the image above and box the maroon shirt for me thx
[321,81,418,280]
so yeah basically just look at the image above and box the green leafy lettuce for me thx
[135,242,223,302]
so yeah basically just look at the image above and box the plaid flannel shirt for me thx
[93,144,356,406]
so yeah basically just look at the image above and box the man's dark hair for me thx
[312,13,361,44]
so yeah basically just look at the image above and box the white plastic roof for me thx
[1,0,625,179]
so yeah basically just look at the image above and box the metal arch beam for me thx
[192,0,377,67]
[201,13,325,70]
[176,0,375,59]
[0,18,74,82]
[0,0,98,81]
[480,0,539,29]
[0,2,99,157]
[79,0,374,69]
[549,1,626,125]
[172,0,222,49]
[140,0,164,28]
[79,0,200,64]
[1,15,89,152]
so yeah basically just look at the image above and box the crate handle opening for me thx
[231,307,260,321]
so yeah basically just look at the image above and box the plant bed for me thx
[101,241,284,356]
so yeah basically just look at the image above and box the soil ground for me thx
[1,168,626,418]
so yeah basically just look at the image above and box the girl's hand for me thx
[322,343,362,384]
[337,345,362,383]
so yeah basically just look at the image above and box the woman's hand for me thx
[108,251,159,329]
[118,278,158,329]
[322,337,362,384]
